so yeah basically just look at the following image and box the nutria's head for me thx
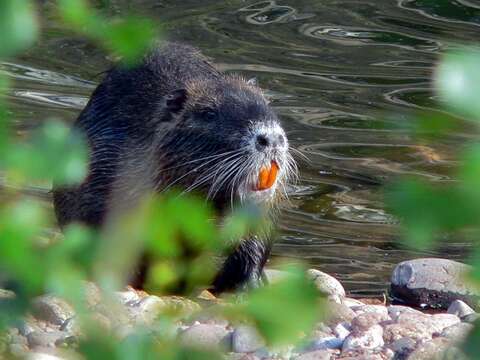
[156,75,297,210]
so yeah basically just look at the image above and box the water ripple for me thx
[300,24,442,51]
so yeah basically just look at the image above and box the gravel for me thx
[4,263,475,360]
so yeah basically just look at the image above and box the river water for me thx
[5,0,480,297]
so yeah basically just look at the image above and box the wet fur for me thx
[53,42,294,293]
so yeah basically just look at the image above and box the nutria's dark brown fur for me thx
[53,42,295,293]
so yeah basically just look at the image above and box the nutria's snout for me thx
[238,121,291,202]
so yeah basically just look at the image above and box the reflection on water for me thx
[6,0,479,297]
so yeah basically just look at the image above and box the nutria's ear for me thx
[247,77,258,86]
[166,89,188,113]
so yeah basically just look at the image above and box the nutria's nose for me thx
[255,133,285,151]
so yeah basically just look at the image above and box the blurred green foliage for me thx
[0,0,324,358]
[58,0,157,64]
[384,48,480,356]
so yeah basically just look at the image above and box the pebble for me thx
[307,269,346,299]
[59,316,81,335]
[130,295,165,324]
[406,337,458,360]
[225,353,260,360]
[333,322,351,340]
[325,302,356,326]
[439,322,474,341]
[27,331,65,348]
[351,312,389,333]
[387,305,424,322]
[179,323,230,349]
[294,349,337,360]
[31,295,75,326]
[338,348,393,360]
[231,325,264,353]
[383,321,432,344]
[2,264,475,359]
[83,282,102,308]
[26,353,64,360]
[390,258,477,309]
[447,300,475,318]
[342,298,365,308]
[10,342,29,356]
[306,336,344,351]
[18,318,42,337]
[462,312,480,323]
[342,324,384,351]
[390,312,460,338]
[352,305,389,318]
[388,337,417,355]
[115,289,141,304]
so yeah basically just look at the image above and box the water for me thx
[6,0,480,297]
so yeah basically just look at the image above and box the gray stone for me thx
[439,322,473,341]
[383,321,432,344]
[407,337,464,360]
[351,312,389,333]
[186,312,229,327]
[342,324,383,351]
[225,353,260,360]
[342,298,365,308]
[115,289,140,304]
[232,325,264,353]
[55,335,77,347]
[388,337,416,355]
[27,331,65,348]
[306,336,344,351]
[390,258,478,309]
[83,282,102,308]
[387,305,423,322]
[397,312,459,334]
[59,317,80,335]
[18,319,42,337]
[31,295,75,326]
[447,300,475,318]
[179,324,230,349]
[462,312,480,323]
[351,305,389,318]
[307,269,346,299]
[26,353,64,360]
[325,302,356,326]
[9,342,29,356]
[294,349,336,360]
[338,348,393,360]
[131,296,165,324]
[428,313,461,332]
[333,322,351,340]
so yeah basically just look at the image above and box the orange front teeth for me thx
[256,161,279,191]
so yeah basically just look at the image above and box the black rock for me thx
[390,258,479,309]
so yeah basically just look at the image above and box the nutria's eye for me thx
[203,110,218,121]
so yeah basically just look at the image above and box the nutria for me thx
[52,42,296,293]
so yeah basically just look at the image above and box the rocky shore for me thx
[3,258,478,360]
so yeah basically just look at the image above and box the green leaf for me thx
[6,119,88,185]
[242,264,322,346]
[0,0,38,58]
[57,0,99,29]
[0,199,47,293]
[386,178,479,249]
[103,16,157,65]
[436,49,480,122]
